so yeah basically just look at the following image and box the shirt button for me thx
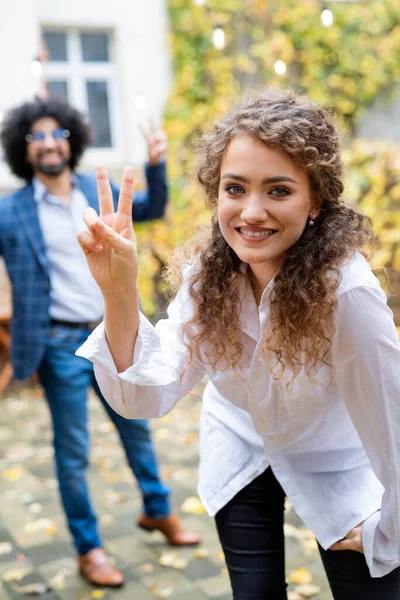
[253,369,261,379]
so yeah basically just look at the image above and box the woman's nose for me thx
[241,196,268,222]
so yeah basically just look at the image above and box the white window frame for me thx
[42,27,123,164]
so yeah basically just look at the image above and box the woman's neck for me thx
[248,262,280,306]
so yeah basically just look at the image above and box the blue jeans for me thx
[38,324,170,556]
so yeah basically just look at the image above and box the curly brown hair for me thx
[167,89,375,382]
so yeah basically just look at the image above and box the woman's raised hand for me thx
[78,165,138,297]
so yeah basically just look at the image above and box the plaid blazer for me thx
[0,164,168,379]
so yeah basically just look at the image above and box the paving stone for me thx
[196,574,232,598]
[0,386,333,599]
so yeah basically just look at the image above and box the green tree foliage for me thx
[136,0,400,317]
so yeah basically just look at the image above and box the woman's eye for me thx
[270,187,290,197]
[226,184,245,195]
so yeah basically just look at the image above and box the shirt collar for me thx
[32,173,80,203]
[238,263,275,341]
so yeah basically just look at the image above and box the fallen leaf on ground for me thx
[184,432,198,444]
[288,567,312,585]
[3,467,22,480]
[158,551,177,567]
[49,568,70,589]
[158,551,188,569]
[0,542,13,555]
[294,583,321,598]
[140,563,155,573]
[155,588,173,598]
[3,568,32,582]
[24,519,55,535]
[10,582,51,596]
[299,537,318,556]
[193,548,209,558]
[180,496,206,514]
[46,523,58,536]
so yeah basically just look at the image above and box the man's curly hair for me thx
[0,97,91,181]
[167,89,375,382]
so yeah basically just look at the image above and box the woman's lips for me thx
[236,227,278,242]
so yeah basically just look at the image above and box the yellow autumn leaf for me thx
[289,567,313,585]
[180,496,206,514]
[46,524,58,536]
[193,548,209,559]
[3,467,22,481]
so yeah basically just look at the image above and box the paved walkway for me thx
[0,382,332,599]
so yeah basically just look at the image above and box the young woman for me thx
[77,89,400,599]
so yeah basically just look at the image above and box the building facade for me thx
[0,0,172,193]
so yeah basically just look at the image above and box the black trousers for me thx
[215,468,400,600]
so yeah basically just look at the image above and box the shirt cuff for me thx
[76,313,173,386]
[362,510,399,577]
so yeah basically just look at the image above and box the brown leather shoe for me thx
[137,513,201,546]
[78,547,125,587]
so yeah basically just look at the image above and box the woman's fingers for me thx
[328,524,364,553]
[83,207,101,236]
[329,538,355,551]
[117,166,135,216]
[96,164,115,217]
[78,230,103,255]
[85,216,133,254]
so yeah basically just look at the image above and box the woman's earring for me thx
[308,218,315,226]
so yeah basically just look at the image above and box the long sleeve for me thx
[76,278,205,419]
[132,162,168,222]
[109,162,168,222]
[332,285,400,577]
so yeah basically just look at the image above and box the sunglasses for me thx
[25,128,71,143]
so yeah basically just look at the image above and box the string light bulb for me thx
[321,8,334,27]
[31,60,42,77]
[213,25,225,50]
[134,94,147,111]
[274,60,287,76]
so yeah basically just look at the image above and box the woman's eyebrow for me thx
[221,173,298,184]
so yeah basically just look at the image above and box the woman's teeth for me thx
[239,228,276,237]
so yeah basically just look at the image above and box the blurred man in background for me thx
[0,98,200,588]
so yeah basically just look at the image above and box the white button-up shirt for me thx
[33,177,104,322]
[77,252,400,578]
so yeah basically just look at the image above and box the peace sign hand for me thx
[78,165,138,297]
[140,119,168,166]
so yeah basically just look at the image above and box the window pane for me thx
[86,81,112,147]
[81,33,109,62]
[47,80,69,100]
[43,31,67,61]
